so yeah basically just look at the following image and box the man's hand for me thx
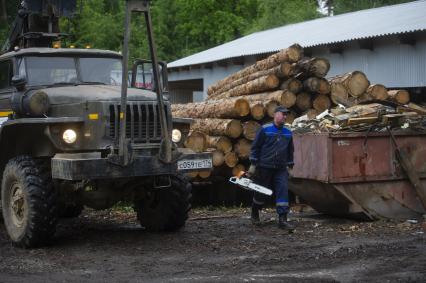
[287,164,294,179]
[246,164,256,178]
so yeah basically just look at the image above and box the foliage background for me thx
[0,0,412,62]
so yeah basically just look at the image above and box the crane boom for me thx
[2,0,77,53]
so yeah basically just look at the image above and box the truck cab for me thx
[0,47,171,156]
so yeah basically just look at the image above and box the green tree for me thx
[332,0,412,14]
[169,0,259,59]
[248,0,321,33]
[66,0,150,62]
[0,0,18,49]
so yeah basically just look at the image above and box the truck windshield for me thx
[79,58,122,85]
[23,56,122,86]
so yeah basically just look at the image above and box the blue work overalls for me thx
[249,123,294,215]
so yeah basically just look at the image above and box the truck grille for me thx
[109,103,165,143]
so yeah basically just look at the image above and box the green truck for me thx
[0,0,212,248]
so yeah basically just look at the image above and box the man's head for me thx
[274,106,289,126]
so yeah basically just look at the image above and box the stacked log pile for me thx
[172,44,425,180]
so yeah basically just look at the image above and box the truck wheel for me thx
[1,156,57,248]
[135,174,192,232]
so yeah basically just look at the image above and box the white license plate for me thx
[177,159,212,170]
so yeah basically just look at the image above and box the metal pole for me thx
[118,2,132,163]
[144,6,172,163]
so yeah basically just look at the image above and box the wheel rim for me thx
[9,182,27,227]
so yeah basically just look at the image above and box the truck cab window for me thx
[0,61,12,89]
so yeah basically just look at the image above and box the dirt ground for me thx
[0,206,425,283]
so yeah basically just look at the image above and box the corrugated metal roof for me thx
[168,0,426,68]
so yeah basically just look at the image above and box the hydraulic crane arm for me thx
[2,0,77,53]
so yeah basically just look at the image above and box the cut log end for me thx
[348,71,370,97]
[296,57,330,78]
[186,171,198,179]
[226,120,243,138]
[313,94,332,113]
[235,98,250,117]
[296,92,312,111]
[224,152,239,168]
[265,101,279,118]
[250,102,265,120]
[311,58,331,78]
[243,121,261,141]
[234,138,252,159]
[367,84,388,100]
[281,90,297,108]
[388,89,410,104]
[198,170,212,179]
[279,62,296,78]
[318,78,331,95]
[206,136,232,153]
[281,78,302,94]
[211,150,225,167]
[286,44,303,62]
[330,82,349,105]
[184,131,206,153]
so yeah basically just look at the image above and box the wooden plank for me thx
[347,117,378,126]
[382,112,419,124]
[406,103,426,115]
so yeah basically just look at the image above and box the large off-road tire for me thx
[135,174,192,232]
[1,156,57,248]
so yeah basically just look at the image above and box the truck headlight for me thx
[63,129,77,144]
[27,90,50,116]
[10,90,50,117]
[172,129,182,143]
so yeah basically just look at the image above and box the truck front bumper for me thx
[51,149,212,181]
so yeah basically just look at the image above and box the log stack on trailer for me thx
[171,44,425,181]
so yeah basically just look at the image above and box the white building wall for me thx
[312,35,426,88]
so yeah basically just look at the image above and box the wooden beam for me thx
[190,64,201,70]
[217,59,228,67]
[203,63,213,69]
[358,39,374,51]
[255,53,270,61]
[232,56,244,66]
[347,116,378,126]
[399,34,416,46]
[328,43,344,54]
[178,66,190,72]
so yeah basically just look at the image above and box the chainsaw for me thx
[229,173,273,196]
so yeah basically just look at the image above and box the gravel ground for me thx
[0,207,425,282]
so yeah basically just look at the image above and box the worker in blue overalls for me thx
[247,106,295,230]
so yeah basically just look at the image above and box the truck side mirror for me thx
[11,75,27,91]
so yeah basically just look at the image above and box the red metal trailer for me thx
[289,131,426,220]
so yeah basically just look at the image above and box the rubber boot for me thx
[278,214,295,232]
[251,206,260,225]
